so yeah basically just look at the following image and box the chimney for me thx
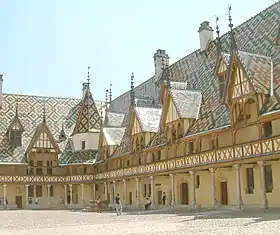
[198,21,214,52]
[153,49,169,77]
[0,74,3,109]
[82,82,89,98]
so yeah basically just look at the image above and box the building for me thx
[0,2,280,210]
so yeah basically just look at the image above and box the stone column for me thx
[233,164,243,210]
[150,176,155,208]
[113,181,117,199]
[80,184,84,206]
[3,185,7,207]
[258,161,268,209]
[47,185,51,207]
[123,179,127,205]
[104,182,108,201]
[64,185,67,205]
[93,184,96,201]
[136,178,140,208]
[69,184,73,205]
[209,168,217,208]
[169,174,175,209]
[189,171,197,208]
[25,185,29,208]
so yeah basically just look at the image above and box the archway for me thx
[180,182,189,205]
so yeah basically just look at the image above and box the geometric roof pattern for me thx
[72,88,102,134]
[0,92,104,163]
[103,127,126,146]
[109,2,280,153]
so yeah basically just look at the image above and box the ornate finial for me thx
[130,73,135,106]
[87,66,90,84]
[15,99,19,116]
[215,16,220,41]
[109,84,112,103]
[100,101,104,123]
[42,102,46,122]
[105,89,109,109]
[228,5,237,50]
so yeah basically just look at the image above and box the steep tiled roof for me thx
[105,112,125,127]
[135,107,162,133]
[236,51,272,94]
[72,88,102,135]
[103,127,125,145]
[170,88,202,119]
[60,150,99,165]
[0,93,105,163]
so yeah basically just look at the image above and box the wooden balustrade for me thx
[0,135,279,183]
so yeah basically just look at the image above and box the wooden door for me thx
[181,183,189,205]
[220,181,228,205]
[129,192,132,205]
[15,196,22,209]
[157,190,162,205]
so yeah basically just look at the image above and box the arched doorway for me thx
[180,182,189,205]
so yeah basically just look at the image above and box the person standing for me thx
[162,192,166,205]
[115,193,121,216]
[96,196,101,213]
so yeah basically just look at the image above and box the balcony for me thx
[95,134,280,180]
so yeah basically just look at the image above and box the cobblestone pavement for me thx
[0,209,280,235]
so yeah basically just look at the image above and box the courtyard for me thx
[0,209,280,234]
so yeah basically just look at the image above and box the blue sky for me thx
[0,0,277,101]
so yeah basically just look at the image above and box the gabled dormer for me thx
[128,106,162,152]
[224,50,273,126]
[26,116,61,155]
[99,127,125,160]
[161,82,202,144]
[6,105,24,147]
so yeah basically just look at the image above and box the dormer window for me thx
[81,141,86,150]
[10,128,22,147]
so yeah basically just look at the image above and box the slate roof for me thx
[105,112,125,127]
[103,127,125,145]
[0,93,105,163]
[135,107,162,133]
[236,51,272,94]
[110,2,280,152]
[169,85,202,119]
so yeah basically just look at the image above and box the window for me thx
[50,186,54,197]
[47,168,52,175]
[138,158,142,165]
[28,185,34,197]
[83,166,87,174]
[36,168,43,175]
[264,165,273,193]
[126,160,130,167]
[246,168,254,194]
[10,129,22,147]
[37,161,43,167]
[263,122,272,138]
[29,168,34,175]
[81,141,86,150]
[29,160,34,166]
[195,175,200,188]
[36,185,43,197]
[188,142,194,154]
[144,184,151,197]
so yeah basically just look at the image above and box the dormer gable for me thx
[224,51,273,106]
[26,119,61,154]
[6,105,24,147]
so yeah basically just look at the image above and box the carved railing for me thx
[95,135,280,180]
[0,135,279,183]
[0,174,94,184]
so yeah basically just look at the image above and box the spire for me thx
[130,73,135,106]
[105,88,109,113]
[109,84,112,104]
[15,99,19,117]
[87,66,90,84]
[42,102,46,123]
[99,101,104,126]
[215,16,222,52]
[228,5,237,51]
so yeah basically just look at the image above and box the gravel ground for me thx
[0,209,280,234]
